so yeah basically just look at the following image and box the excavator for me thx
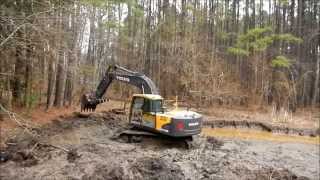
[81,65,202,145]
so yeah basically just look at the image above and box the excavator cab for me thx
[129,94,164,129]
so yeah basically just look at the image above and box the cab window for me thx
[142,99,163,112]
[133,97,144,109]
[151,100,162,112]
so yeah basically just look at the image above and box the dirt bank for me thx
[203,119,320,137]
[0,111,319,180]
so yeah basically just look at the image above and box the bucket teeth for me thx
[81,103,96,112]
[80,93,101,112]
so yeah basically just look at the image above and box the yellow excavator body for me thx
[129,94,202,137]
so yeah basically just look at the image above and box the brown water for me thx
[202,127,320,145]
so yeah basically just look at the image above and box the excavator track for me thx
[118,130,157,143]
[114,128,196,149]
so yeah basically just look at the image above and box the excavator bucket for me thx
[80,93,97,112]
[80,92,107,112]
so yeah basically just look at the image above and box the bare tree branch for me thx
[0,23,29,48]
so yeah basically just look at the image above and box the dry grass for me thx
[202,105,319,129]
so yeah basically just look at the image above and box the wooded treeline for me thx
[0,0,319,111]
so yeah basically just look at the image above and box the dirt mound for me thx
[0,110,126,166]
[1,132,40,166]
[3,133,38,153]
[33,111,127,138]
[203,120,319,137]
[82,164,126,180]
[131,157,184,180]
[233,166,310,180]
[67,148,81,163]
[206,136,223,149]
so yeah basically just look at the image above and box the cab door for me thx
[129,97,144,125]
[141,98,156,129]
[129,97,156,129]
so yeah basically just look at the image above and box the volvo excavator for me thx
[81,65,202,145]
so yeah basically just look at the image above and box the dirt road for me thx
[0,111,319,180]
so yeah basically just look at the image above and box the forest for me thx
[1,1,320,179]
[0,0,319,111]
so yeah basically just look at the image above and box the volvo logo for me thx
[116,76,130,82]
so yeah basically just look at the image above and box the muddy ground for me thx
[0,111,319,180]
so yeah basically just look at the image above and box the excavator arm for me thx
[81,65,159,112]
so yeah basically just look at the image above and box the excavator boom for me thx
[81,65,159,111]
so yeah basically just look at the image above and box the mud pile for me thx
[0,110,318,180]
[0,111,125,165]
[82,157,184,180]
[231,166,309,180]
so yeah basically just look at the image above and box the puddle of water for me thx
[202,128,320,145]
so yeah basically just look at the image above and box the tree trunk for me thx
[54,7,67,107]
[250,0,255,28]
[54,52,67,107]
[312,49,320,106]
[144,0,152,76]
[245,0,250,32]
[13,29,25,105]
[47,58,56,109]
[24,42,33,108]
[64,2,80,106]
